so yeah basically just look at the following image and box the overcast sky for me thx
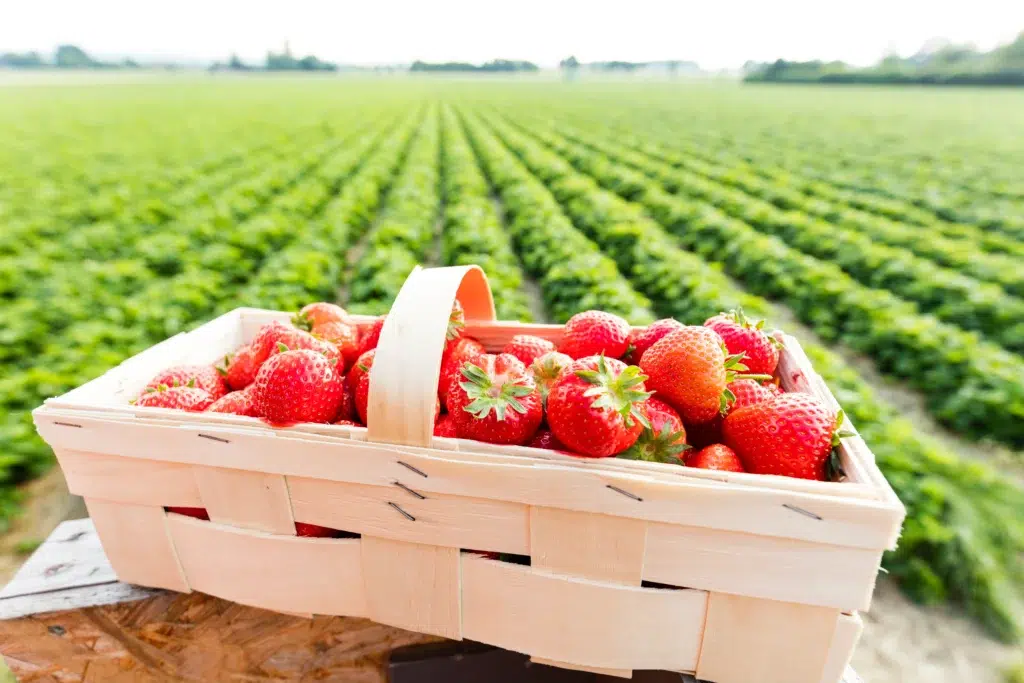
[3,1,1022,69]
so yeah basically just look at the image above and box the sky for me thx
[2,1,1023,70]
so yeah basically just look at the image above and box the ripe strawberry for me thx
[356,317,385,356]
[705,309,783,376]
[312,320,360,371]
[528,351,572,406]
[686,444,746,473]
[295,522,342,538]
[640,326,768,424]
[433,413,458,438]
[618,397,689,463]
[293,302,350,330]
[167,507,209,520]
[354,350,439,426]
[145,365,227,401]
[559,311,631,359]
[335,381,357,423]
[136,384,214,412]
[217,344,260,391]
[547,355,650,457]
[449,354,543,446]
[526,429,567,452]
[502,335,556,367]
[623,318,684,365]
[723,394,843,481]
[206,389,258,417]
[439,336,486,410]
[251,349,344,425]
[727,379,775,414]
[250,320,294,365]
[686,417,724,450]
[270,328,339,362]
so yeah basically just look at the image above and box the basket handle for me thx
[366,265,496,447]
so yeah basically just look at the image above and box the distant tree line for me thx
[211,45,337,72]
[410,59,539,73]
[745,32,1024,86]
[1,45,140,69]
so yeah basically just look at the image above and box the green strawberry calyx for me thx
[446,304,466,341]
[460,362,534,421]
[291,311,314,331]
[719,308,785,349]
[215,353,233,377]
[574,354,652,430]
[826,410,853,481]
[720,352,774,414]
[617,422,691,464]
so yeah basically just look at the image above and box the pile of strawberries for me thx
[135,302,846,483]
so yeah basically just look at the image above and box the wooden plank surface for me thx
[1,519,864,683]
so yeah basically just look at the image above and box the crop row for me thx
[464,107,1024,642]
[438,105,535,321]
[489,113,1024,448]
[541,122,1024,353]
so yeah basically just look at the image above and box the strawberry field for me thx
[1,80,1022,642]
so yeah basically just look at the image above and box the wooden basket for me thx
[33,265,904,683]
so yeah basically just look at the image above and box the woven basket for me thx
[34,265,903,683]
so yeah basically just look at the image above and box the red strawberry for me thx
[526,429,567,451]
[623,318,684,365]
[686,444,746,473]
[502,335,556,366]
[271,328,339,361]
[294,302,351,330]
[727,379,775,414]
[145,365,227,400]
[313,320,360,371]
[640,326,768,425]
[705,309,783,376]
[723,394,843,481]
[136,384,214,412]
[618,397,689,463]
[250,320,294,365]
[167,507,209,520]
[433,413,458,438]
[547,355,650,457]
[528,351,573,406]
[218,344,260,391]
[354,350,439,426]
[686,417,724,450]
[251,349,344,425]
[335,382,357,423]
[206,389,258,417]
[295,522,342,538]
[559,311,631,359]
[356,317,385,356]
[440,337,486,410]
[449,354,543,445]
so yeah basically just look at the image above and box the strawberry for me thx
[623,318,684,365]
[618,397,689,463]
[250,320,295,365]
[217,344,260,391]
[295,522,342,538]
[723,394,844,481]
[312,320,360,371]
[356,317,385,356]
[727,379,775,413]
[335,381,357,423]
[354,350,439,426]
[293,302,351,330]
[705,309,783,376]
[167,507,209,520]
[502,335,556,366]
[526,429,567,452]
[686,417,724,450]
[433,413,458,438]
[640,326,769,425]
[439,336,486,410]
[528,351,572,406]
[206,389,259,417]
[547,355,650,457]
[136,384,214,412]
[449,354,543,445]
[251,348,344,425]
[559,310,631,359]
[145,365,227,401]
[270,328,340,362]
[686,444,746,473]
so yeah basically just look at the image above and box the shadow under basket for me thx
[33,265,904,683]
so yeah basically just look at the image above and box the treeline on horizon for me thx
[746,31,1024,86]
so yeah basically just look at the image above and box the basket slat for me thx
[818,613,863,683]
[194,467,296,535]
[57,449,203,508]
[530,507,647,585]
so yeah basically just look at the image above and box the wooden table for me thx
[1,519,864,682]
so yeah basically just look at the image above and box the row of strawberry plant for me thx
[347,106,442,314]
[469,107,1024,642]
[538,121,1024,353]
[438,105,535,321]
[458,111,653,324]
[494,114,1024,448]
